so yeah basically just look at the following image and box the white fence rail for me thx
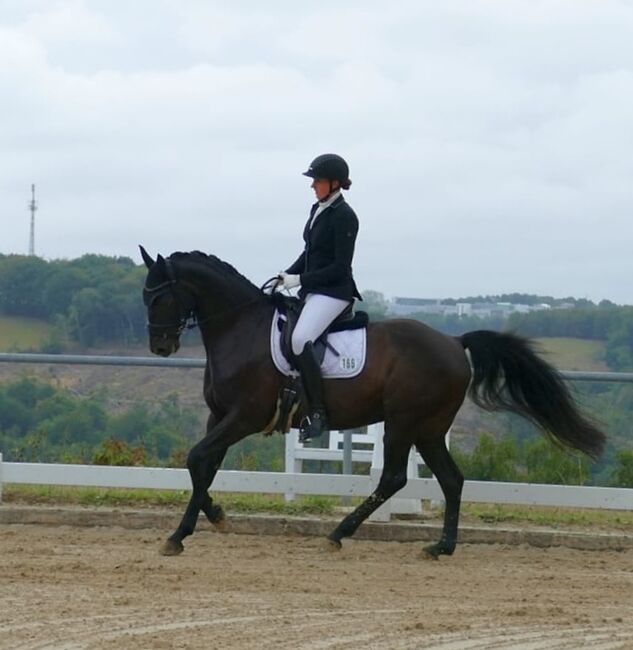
[1,452,631,513]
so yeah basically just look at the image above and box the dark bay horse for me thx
[140,247,606,557]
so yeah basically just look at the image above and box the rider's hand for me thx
[278,272,300,290]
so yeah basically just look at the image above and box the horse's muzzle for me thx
[151,339,180,357]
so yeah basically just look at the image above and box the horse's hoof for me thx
[324,537,342,552]
[422,543,443,560]
[422,542,454,560]
[422,547,440,560]
[206,505,227,532]
[213,516,229,533]
[160,539,184,556]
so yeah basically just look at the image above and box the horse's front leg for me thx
[161,414,236,556]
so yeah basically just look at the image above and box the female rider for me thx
[279,153,362,442]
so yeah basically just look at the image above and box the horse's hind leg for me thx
[327,430,411,549]
[416,436,464,558]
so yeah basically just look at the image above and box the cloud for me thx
[1,1,633,303]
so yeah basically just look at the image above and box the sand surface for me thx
[1,523,632,649]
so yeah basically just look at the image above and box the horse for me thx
[140,247,606,558]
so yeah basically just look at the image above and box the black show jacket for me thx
[285,195,362,302]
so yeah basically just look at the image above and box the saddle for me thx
[264,292,368,436]
[271,292,368,369]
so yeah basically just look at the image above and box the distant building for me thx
[387,297,552,319]
[388,297,443,317]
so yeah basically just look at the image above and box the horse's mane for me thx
[169,251,267,300]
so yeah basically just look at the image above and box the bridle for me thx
[143,258,199,337]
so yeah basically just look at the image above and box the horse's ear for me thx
[139,245,154,269]
[156,254,166,270]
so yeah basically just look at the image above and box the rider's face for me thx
[311,178,339,201]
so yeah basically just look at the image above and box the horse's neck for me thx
[177,260,271,345]
[180,261,262,314]
[199,298,274,372]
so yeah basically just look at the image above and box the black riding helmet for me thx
[302,153,350,185]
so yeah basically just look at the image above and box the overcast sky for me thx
[2,1,632,303]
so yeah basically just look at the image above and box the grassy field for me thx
[535,337,608,371]
[0,316,53,352]
[3,484,632,530]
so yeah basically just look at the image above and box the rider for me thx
[278,153,362,442]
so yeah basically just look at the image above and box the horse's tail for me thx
[460,330,606,459]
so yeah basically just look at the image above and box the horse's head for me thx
[140,246,195,357]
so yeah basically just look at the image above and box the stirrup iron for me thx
[299,409,328,443]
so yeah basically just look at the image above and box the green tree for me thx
[0,392,33,435]
[41,264,90,316]
[224,433,284,471]
[611,449,633,487]
[93,438,147,466]
[523,438,589,485]
[6,378,55,409]
[0,255,49,317]
[453,433,520,481]
[360,290,389,321]
[605,310,633,371]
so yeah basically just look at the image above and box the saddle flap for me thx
[270,308,367,380]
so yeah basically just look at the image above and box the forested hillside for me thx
[2,253,633,371]
[0,253,146,348]
[403,302,633,371]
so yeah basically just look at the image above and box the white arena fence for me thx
[1,452,631,520]
[0,353,632,521]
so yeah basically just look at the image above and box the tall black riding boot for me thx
[295,342,329,443]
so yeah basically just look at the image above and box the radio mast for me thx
[28,184,37,256]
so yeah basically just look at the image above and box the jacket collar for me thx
[318,190,342,209]
[310,192,344,216]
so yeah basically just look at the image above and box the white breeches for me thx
[291,293,352,356]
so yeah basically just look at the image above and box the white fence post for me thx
[369,423,424,521]
[284,429,301,502]
[0,452,3,503]
[368,422,390,521]
[284,427,376,501]
[369,422,428,521]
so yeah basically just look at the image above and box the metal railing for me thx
[2,352,633,382]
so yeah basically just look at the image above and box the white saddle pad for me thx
[270,309,367,379]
